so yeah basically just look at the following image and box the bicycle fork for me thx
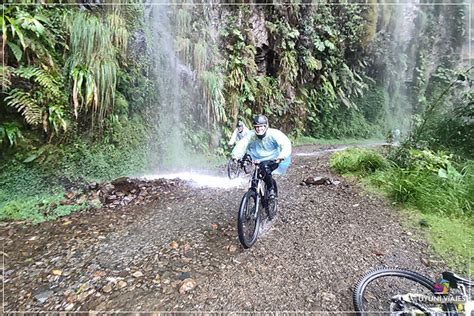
[248,181,265,221]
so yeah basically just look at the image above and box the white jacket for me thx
[228,125,250,146]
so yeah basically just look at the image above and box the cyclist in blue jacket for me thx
[231,114,292,198]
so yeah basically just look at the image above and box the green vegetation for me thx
[330,148,387,175]
[1,2,471,230]
[370,151,472,218]
[0,116,150,222]
[1,4,155,222]
[0,192,88,224]
[330,55,472,273]
[330,147,473,274]
[391,209,473,275]
[420,213,473,275]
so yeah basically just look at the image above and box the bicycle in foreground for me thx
[353,267,473,315]
[237,160,279,248]
[227,154,252,180]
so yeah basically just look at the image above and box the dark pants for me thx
[259,160,279,192]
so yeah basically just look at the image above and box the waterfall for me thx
[147,1,222,171]
[374,0,470,133]
[372,1,419,132]
[151,3,189,169]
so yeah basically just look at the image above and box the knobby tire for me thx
[238,190,261,248]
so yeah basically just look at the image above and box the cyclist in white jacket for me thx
[231,114,292,198]
[228,121,249,146]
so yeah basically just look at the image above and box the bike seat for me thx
[442,271,474,288]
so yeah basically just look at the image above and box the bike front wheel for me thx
[238,190,261,248]
[353,267,455,315]
[266,179,278,220]
[227,159,240,179]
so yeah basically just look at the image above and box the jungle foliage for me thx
[1,2,471,222]
[1,3,154,220]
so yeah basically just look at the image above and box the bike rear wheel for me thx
[227,159,240,179]
[353,267,455,315]
[238,190,261,248]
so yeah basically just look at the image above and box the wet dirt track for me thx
[1,144,447,312]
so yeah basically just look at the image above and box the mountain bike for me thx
[227,154,252,179]
[353,267,473,315]
[237,160,278,248]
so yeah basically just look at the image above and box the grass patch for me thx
[421,213,473,276]
[0,117,152,223]
[399,210,473,276]
[0,142,147,223]
[330,148,388,175]
[0,190,90,224]
[370,168,472,218]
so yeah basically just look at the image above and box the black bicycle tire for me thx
[237,190,261,248]
[227,159,240,179]
[353,267,455,315]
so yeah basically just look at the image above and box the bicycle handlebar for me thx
[231,157,284,165]
[252,158,284,165]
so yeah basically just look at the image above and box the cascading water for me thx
[143,1,241,188]
[371,1,419,131]
[149,2,196,170]
[374,1,470,133]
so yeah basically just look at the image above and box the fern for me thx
[200,70,226,124]
[7,41,23,62]
[5,89,43,126]
[304,55,322,71]
[13,67,62,99]
[280,50,298,91]
[66,11,121,129]
[107,12,128,58]
[0,65,13,90]
[175,36,192,64]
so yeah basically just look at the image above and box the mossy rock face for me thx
[248,8,270,48]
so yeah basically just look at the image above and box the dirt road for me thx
[2,144,446,312]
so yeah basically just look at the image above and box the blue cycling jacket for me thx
[231,128,292,174]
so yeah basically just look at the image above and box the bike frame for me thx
[249,163,267,218]
[392,282,473,314]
